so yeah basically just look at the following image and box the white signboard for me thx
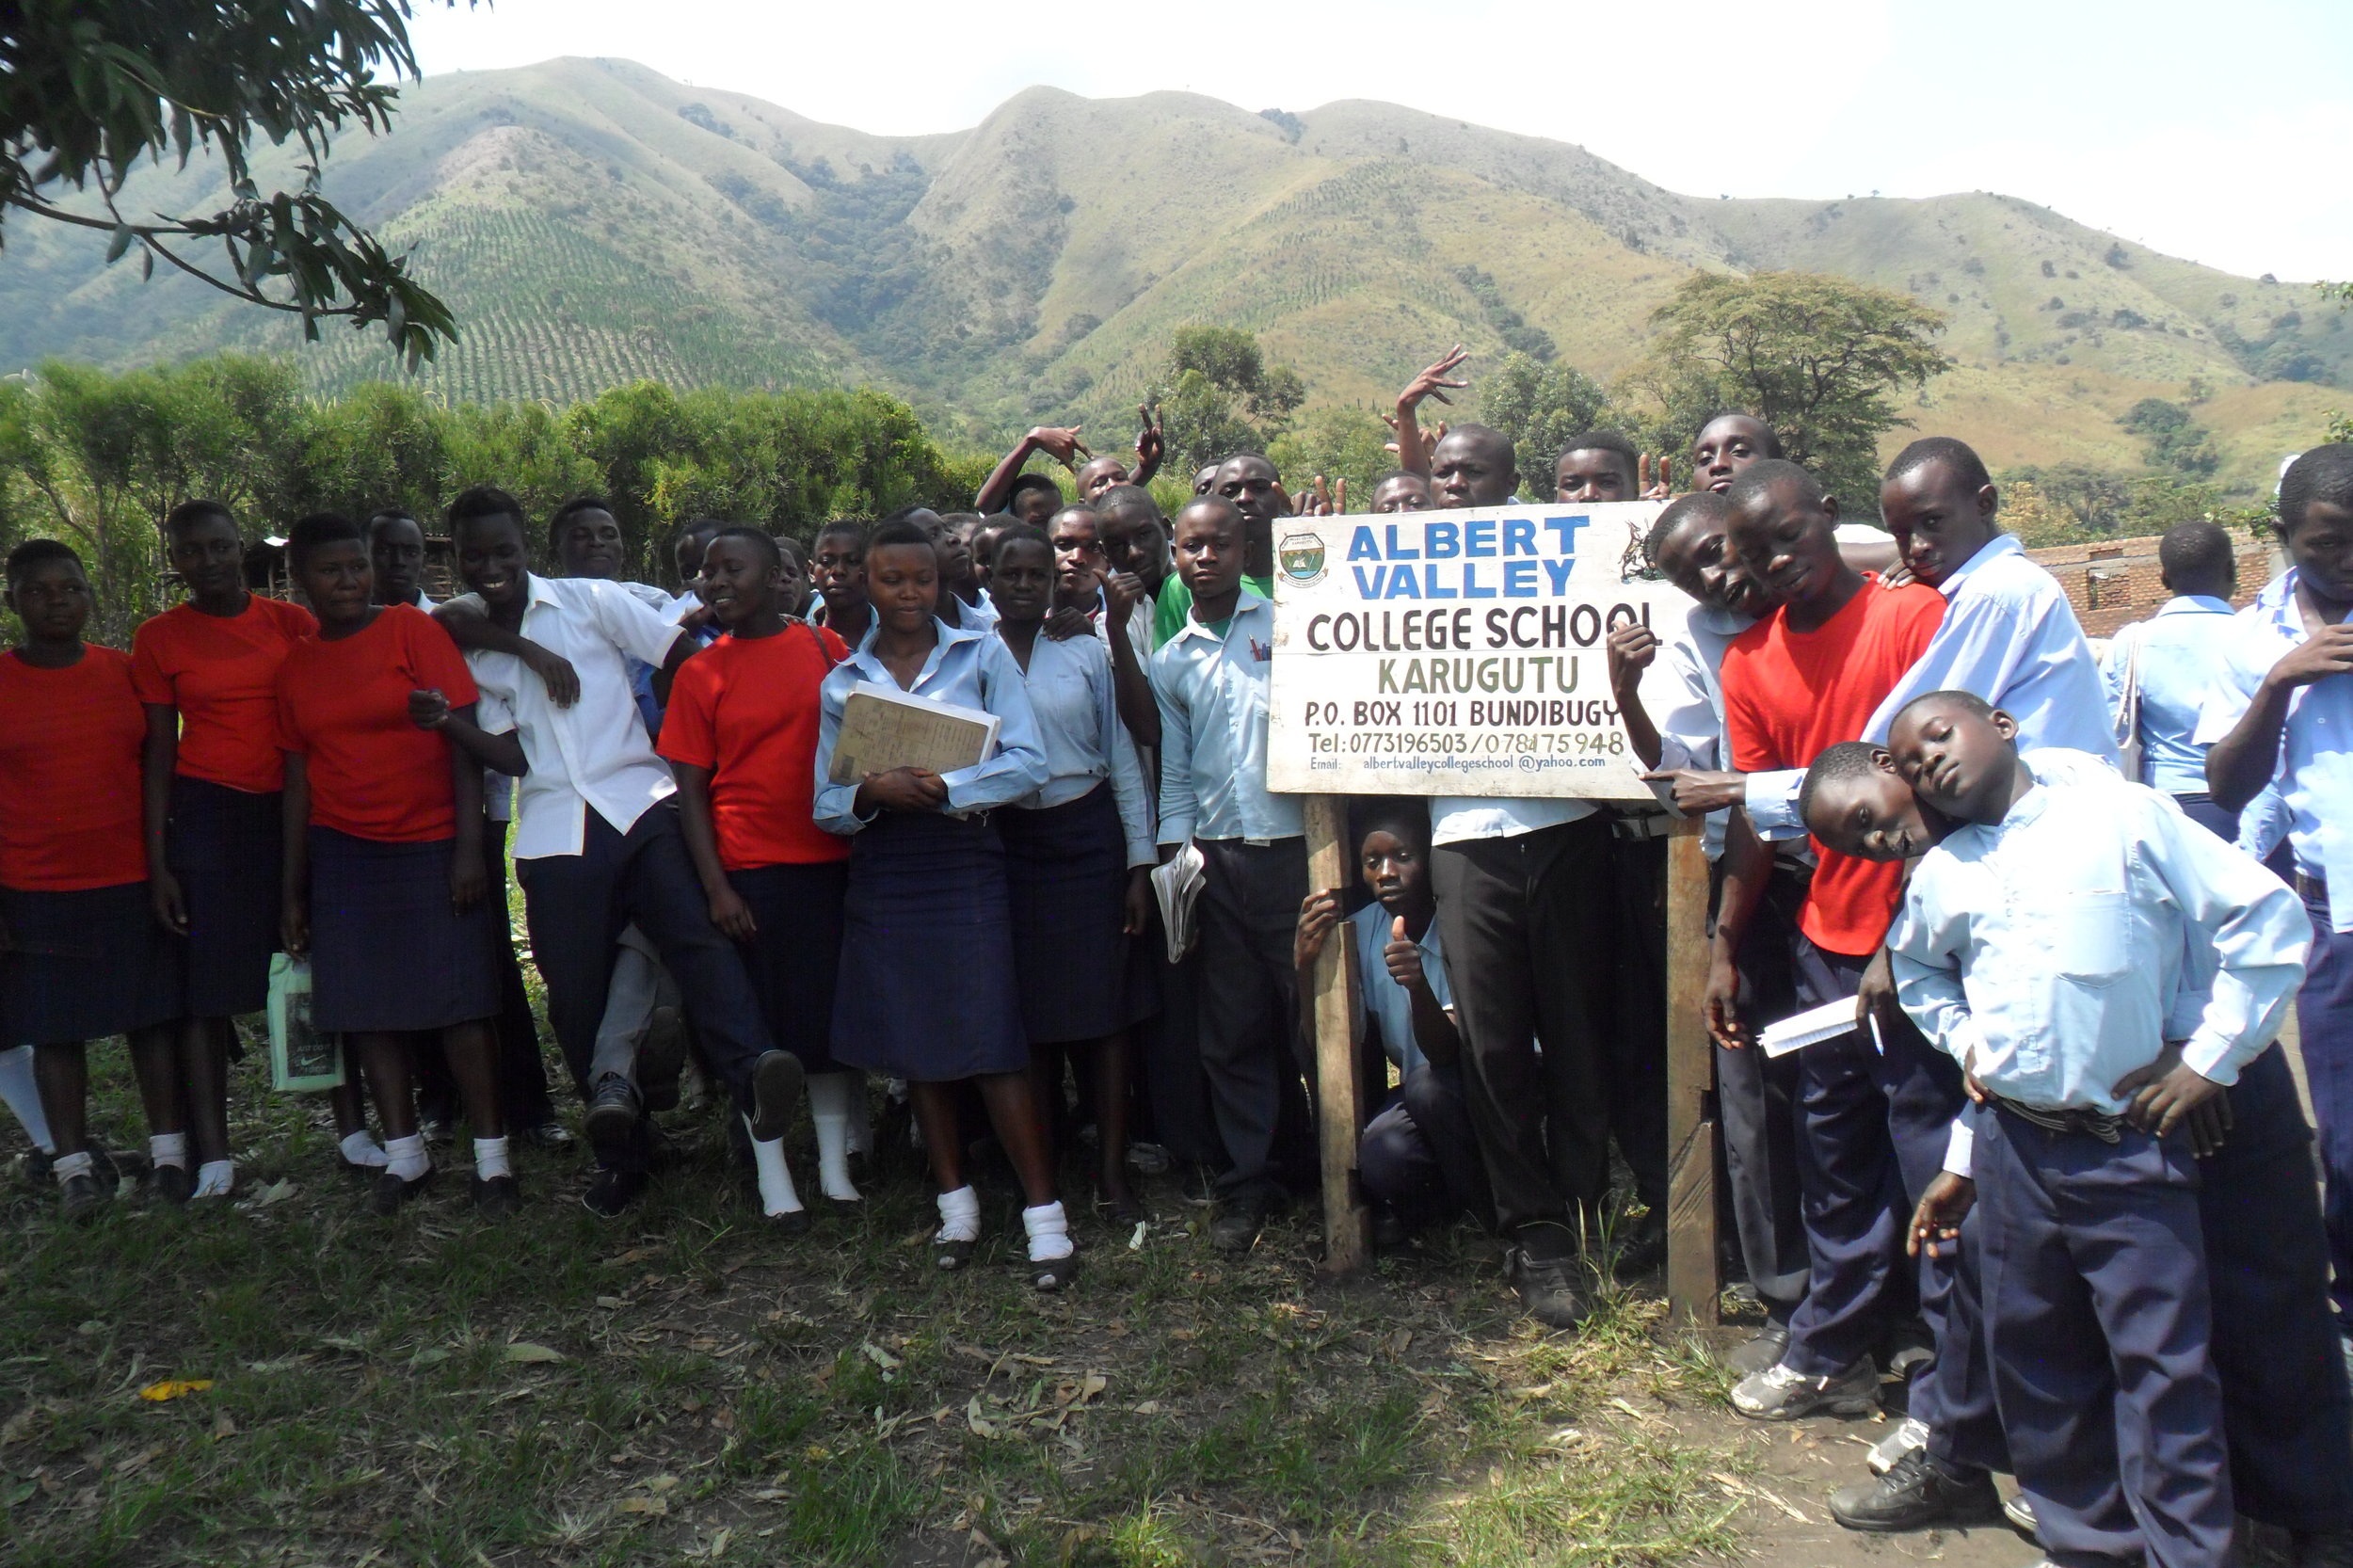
[1267,501,1689,800]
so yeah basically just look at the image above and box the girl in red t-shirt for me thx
[274,513,516,1219]
[131,500,328,1200]
[661,529,859,1223]
[0,541,185,1218]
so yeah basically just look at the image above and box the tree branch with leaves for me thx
[1,1,471,366]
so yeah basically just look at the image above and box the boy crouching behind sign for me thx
[1151,495,1310,1258]
[1856,693,2308,1568]
[1292,803,1493,1248]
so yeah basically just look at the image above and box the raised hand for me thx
[1028,425,1092,469]
[1292,474,1336,517]
[1639,454,1673,500]
[1133,405,1165,474]
[1398,344,1470,413]
[1606,623,1659,696]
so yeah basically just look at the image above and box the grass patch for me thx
[0,1042,1753,1565]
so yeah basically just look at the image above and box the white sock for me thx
[53,1148,93,1184]
[339,1130,389,1168]
[742,1114,803,1216]
[385,1133,429,1182]
[808,1073,861,1202]
[192,1160,234,1198]
[150,1131,189,1171]
[1022,1200,1074,1262]
[936,1184,981,1243]
[0,1046,54,1152]
[472,1136,511,1182]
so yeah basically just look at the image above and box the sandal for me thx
[935,1236,976,1272]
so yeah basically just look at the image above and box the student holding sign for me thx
[812,518,1075,1289]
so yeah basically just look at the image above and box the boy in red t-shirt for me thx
[1705,461,1976,1434]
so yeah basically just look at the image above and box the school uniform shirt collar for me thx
[2156,594,2234,618]
[468,572,687,859]
[846,614,985,689]
[1929,531,2024,600]
[1167,586,1271,644]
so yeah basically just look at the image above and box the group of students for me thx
[6,342,2353,1560]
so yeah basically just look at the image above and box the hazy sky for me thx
[407,0,2349,281]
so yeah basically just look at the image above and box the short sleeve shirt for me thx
[0,647,149,889]
[657,624,852,870]
[131,595,317,793]
[276,604,478,843]
[1722,578,1945,956]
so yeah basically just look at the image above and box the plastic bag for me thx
[267,953,344,1092]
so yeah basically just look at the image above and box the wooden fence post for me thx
[1305,795,1369,1276]
[1663,814,1720,1323]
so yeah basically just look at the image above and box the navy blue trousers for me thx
[1358,1061,1495,1229]
[1977,1107,2232,1568]
[2298,894,2353,1334]
[516,805,776,1167]
[1781,938,1970,1434]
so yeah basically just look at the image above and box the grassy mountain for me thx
[1,59,2342,489]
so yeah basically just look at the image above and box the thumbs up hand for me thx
[1383,915,1425,990]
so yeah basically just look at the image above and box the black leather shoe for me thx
[1727,1324,1793,1377]
[1829,1452,2004,1533]
[369,1166,434,1216]
[472,1174,521,1220]
[581,1165,648,1219]
[746,1051,806,1144]
[1209,1195,1270,1254]
[1507,1247,1589,1331]
[516,1121,574,1151]
[636,1004,688,1113]
[152,1162,195,1207]
[764,1206,812,1237]
[58,1171,106,1219]
[1612,1213,1668,1277]
[583,1074,642,1166]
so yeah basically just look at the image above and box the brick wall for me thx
[2024,535,2279,638]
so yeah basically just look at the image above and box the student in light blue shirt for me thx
[1150,494,1307,1255]
[1810,724,2353,1558]
[988,525,1155,1222]
[1742,438,2116,840]
[1874,690,2305,1568]
[1292,803,1491,1245]
[2201,442,2353,1338]
[2101,520,2243,839]
[810,518,1075,1290]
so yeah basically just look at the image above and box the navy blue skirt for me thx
[0,881,184,1047]
[730,860,848,1074]
[167,776,282,1017]
[1000,785,1132,1044]
[309,828,498,1033]
[831,812,1027,1081]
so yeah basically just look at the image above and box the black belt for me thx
[1991,1095,2126,1144]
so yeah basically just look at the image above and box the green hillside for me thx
[1,59,2342,488]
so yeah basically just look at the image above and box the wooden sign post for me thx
[1661,815,1720,1323]
[1305,794,1369,1276]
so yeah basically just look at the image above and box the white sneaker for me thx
[1729,1357,1881,1421]
[1868,1416,1929,1475]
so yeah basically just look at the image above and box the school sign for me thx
[1267,501,1687,802]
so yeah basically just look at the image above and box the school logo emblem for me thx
[1278,532,1327,585]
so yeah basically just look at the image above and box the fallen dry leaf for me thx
[137,1380,214,1402]
[503,1342,564,1364]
